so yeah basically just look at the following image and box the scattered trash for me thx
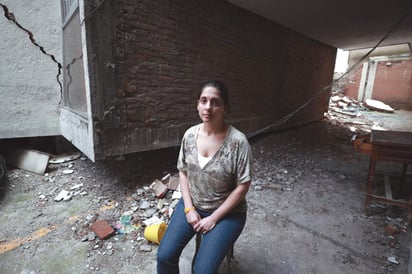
[144,222,167,244]
[142,215,163,226]
[139,200,151,210]
[114,214,141,235]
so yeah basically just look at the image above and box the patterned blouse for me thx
[177,124,253,213]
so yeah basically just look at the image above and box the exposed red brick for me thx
[384,224,399,234]
[90,220,115,240]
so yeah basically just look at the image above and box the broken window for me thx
[61,0,87,115]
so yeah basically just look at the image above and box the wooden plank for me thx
[384,175,392,200]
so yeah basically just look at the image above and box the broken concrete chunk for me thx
[6,147,50,175]
[387,256,399,264]
[162,174,180,190]
[54,190,73,202]
[365,99,394,113]
[139,244,152,252]
[63,169,74,174]
[150,179,168,198]
[70,183,83,190]
[90,220,115,240]
[87,232,97,241]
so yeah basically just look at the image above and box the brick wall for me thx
[373,58,412,109]
[344,56,412,110]
[86,0,336,158]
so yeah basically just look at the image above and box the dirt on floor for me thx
[0,107,412,274]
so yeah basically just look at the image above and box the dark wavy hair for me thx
[198,80,229,107]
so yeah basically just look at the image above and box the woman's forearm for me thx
[210,182,251,222]
[179,171,194,209]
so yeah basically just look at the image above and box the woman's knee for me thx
[157,245,174,265]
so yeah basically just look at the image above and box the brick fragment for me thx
[90,220,115,240]
[384,224,398,234]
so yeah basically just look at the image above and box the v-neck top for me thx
[177,124,253,212]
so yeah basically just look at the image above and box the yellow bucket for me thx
[144,222,167,244]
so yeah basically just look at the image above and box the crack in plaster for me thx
[1,3,63,104]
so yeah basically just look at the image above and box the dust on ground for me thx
[0,107,411,274]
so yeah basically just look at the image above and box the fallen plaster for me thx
[0,3,63,103]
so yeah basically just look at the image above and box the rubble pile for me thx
[71,172,181,248]
[325,93,395,133]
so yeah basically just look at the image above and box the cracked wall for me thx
[86,0,336,158]
[0,1,62,138]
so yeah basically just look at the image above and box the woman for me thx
[157,80,253,274]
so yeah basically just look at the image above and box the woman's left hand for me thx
[193,216,217,234]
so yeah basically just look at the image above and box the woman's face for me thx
[197,86,226,124]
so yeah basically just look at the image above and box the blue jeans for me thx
[157,199,246,274]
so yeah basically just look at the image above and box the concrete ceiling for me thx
[227,0,412,51]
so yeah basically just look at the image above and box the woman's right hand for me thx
[186,210,201,227]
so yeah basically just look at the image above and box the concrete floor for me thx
[1,110,412,274]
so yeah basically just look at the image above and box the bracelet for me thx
[184,206,195,214]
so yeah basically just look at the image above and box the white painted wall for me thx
[334,49,349,74]
[0,0,62,138]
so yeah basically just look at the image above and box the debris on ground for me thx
[54,189,73,202]
[387,256,400,265]
[49,152,82,164]
[365,99,395,113]
[1,103,411,273]
[90,220,116,240]
[326,93,398,134]
[6,147,50,175]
